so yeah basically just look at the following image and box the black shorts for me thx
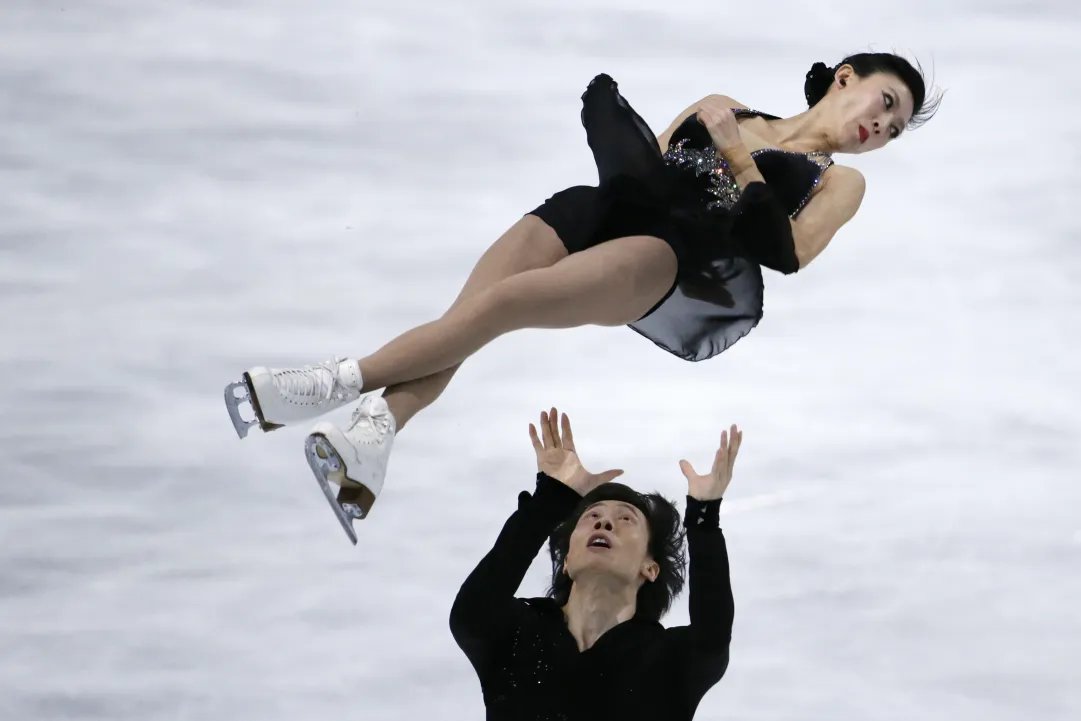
[526,185,684,318]
[526,185,689,259]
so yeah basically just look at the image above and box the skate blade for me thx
[304,434,378,546]
[224,373,281,439]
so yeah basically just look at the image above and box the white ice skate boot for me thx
[224,357,363,439]
[304,394,397,545]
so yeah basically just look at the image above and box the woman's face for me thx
[828,66,915,154]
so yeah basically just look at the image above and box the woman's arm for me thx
[786,165,866,267]
[727,147,866,271]
[657,94,747,153]
[697,105,866,272]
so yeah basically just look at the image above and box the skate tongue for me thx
[349,404,393,436]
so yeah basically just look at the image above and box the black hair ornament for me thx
[803,61,837,107]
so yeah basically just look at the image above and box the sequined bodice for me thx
[662,108,833,217]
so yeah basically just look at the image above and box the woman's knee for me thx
[444,216,568,316]
[462,276,537,337]
[466,233,677,332]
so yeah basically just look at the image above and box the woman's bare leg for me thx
[357,234,677,392]
[381,216,569,430]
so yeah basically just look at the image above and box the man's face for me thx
[563,500,657,587]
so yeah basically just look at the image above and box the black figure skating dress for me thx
[528,73,834,361]
[449,472,734,721]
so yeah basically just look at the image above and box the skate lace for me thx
[348,405,392,439]
[275,359,346,401]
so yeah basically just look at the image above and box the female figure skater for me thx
[449,408,740,721]
[222,53,938,540]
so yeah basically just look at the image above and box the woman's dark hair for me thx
[804,52,942,129]
[546,482,687,622]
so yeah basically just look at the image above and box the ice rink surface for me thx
[1,1,1079,719]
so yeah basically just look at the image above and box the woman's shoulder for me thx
[704,93,750,110]
[806,162,866,215]
[822,162,866,189]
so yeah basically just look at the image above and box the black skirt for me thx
[526,74,780,362]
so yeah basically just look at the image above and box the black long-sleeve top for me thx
[449,472,735,721]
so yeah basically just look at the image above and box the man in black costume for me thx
[450,407,740,721]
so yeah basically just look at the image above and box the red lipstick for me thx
[858,125,869,143]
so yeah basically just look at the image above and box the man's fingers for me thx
[548,407,562,449]
[596,469,623,484]
[728,428,742,473]
[711,446,726,476]
[679,459,696,480]
[540,411,555,448]
[529,423,543,453]
[706,429,726,475]
[561,412,575,452]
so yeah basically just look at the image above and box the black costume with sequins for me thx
[528,73,834,361]
[449,473,734,721]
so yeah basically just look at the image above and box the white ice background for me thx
[1,1,1079,720]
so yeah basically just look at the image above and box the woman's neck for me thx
[763,105,838,154]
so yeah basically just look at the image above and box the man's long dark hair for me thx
[546,483,687,622]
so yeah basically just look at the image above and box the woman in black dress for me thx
[224,52,940,537]
[449,408,742,721]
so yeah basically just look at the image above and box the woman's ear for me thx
[835,63,855,88]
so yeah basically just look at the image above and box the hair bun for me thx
[804,61,835,107]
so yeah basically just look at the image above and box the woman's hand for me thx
[697,105,745,152]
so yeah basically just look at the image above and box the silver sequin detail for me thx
[662,138,741,211]
[663,107,834,217]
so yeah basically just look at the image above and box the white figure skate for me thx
[304,394,397,545]
[224,358,363,439]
